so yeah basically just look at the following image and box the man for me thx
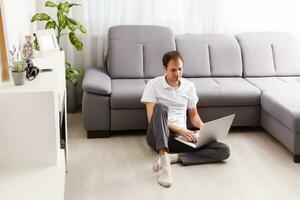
[141,51,230,187]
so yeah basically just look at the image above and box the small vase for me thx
[11,71,26,86]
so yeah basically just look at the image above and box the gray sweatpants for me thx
[146,103,230,166]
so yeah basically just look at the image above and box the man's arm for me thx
[145,102,197,142]
[145,102,192,133]
[145,102,155,123]
[188,107,204,129]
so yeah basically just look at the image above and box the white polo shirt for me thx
[141,76,198,128]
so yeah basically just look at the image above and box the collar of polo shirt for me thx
[162,75,182,90]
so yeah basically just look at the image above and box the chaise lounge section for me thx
[236,32,300,161]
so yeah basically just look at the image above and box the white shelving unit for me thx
[0,51,67,200]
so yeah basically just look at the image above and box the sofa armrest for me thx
[82,67,112,95]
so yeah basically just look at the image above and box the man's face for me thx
[164,58,183,82]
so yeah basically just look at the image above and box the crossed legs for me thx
[146,103,230,187]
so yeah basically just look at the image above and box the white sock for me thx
[153,153,179,172]
[158,153,172,187]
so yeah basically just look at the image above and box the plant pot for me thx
[11,71,26,86]
[66,81,78,113]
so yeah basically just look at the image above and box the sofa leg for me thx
[87,131,111,138]
[293,155,300,163]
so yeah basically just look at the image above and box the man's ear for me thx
[163,66,166,73]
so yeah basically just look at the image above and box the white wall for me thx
[231,0,300,37]
[2,0,300,58]
[1,0,36,49]
[2,0,300,45]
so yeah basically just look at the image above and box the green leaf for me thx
[67,18,78,26]
[58,2,70,14]
[78,69,84,76]
[31,13,51,22]
[79,25,87,34]
[67,20,76,31]
[57,11,67,28]
[33,33,39,51]
[65,2,81,8]
[76,41,83,51]
[69,32,83,51]
[45,20,56,29]
[45,1,57,7]
[65,62,71,67]
[65,63,83,85]
[66,75,77,85]
[73,70,80,76]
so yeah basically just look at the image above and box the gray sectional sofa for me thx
[82,25,300,162]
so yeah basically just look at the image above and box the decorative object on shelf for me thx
[22,35,34,59]
[35,29,59,56]
[11,71,26,86]
[8,46,27,86]
[21,35,40,81]
[25,59,39,81]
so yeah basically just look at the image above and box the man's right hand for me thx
[168,123,198,143]
[178,129,198,143]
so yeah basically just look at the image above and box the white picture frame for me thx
[36,29,59,55]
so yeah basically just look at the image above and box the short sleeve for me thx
[188,83,198,108]
[141,81,157,103]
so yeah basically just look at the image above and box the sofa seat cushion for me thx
[111,79,146,109]
[278,76,300,85]
[261,91,300,132]
[246,77,300,92]
[187,78,261,106]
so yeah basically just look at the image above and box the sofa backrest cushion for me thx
[236,32,300,77]
[108,25,175,79]
[176,34,243,77]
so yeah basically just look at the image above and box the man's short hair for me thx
[162,51,183,68]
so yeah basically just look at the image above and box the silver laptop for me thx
[175,114,235,148]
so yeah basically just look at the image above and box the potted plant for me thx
[8,46,27,86]
[31,0,87,112]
